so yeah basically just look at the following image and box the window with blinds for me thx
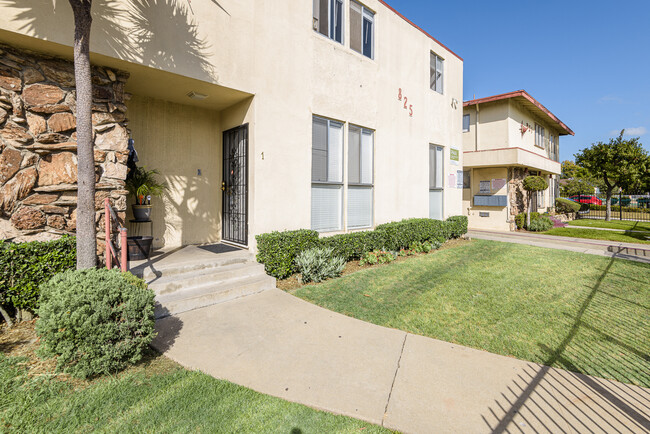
[429,145,444,220]
[350,1,374,59]
[348,126,374,228]
[535,124,545,148]
[463,114,470,132]
[313,0,343,44]
[430,52,444,94]
[312,116,343,232]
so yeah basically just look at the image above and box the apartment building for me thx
[462,90,574,231]
[0,0,463,251]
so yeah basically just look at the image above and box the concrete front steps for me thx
[137,248,276,319]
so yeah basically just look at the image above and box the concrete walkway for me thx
[469,229,650,263]
[152,289,650,433]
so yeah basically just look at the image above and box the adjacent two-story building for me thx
[0,0,464,252]
[462,90,574,231]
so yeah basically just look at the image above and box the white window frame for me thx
[429,144,445,220]
[535,124,545,148]
[311,116,344,232]
[313,0,344,44]
[430,52,444,94]
[462,114,470,132]
[350,1,375,59]
[347,125,374,229]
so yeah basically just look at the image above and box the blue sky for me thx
[386,0,650,161]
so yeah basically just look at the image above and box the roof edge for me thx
[378,0,463,62]
[463,90,574,136]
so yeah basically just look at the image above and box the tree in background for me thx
[523,176,548,228]
[575,131,649,221]
[560,160,599,197]
[69,0,96,269]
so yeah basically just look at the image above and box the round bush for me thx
[528,216,554,232]
[36,269,156,378]
[523,175,548,192]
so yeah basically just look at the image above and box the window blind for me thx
[348,186,373,228]
[429,190,443,220]
[312,185,342,232]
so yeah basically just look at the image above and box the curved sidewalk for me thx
[152,289,650,433]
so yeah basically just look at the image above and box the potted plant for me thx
[125,167,167,222]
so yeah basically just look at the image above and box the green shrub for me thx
[0,236,76,316]
[360,250,395,266]
[36,269,156,378]
[555,198,581,214]
[255,230,320,279]
[515,212,540,230]
[375,218,448,250]
[523,176,548,192]
[320,230,385,261]
[528,216,554,232]
[445,215,468,238]
[294,248,346,283]
[588,204,650,214]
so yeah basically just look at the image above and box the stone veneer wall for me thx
[507,167,529,231]
[0,44,130,258]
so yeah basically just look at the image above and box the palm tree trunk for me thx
[69,0,97,269]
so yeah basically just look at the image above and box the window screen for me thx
[312,116,343,232]
[314,0,343,43]
[348,126,374,228]
[429,145,444,220]
[350,1,374,59]
[463,114,470,132]
[430,53,444,94]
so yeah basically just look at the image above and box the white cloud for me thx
[610,127,647,137]
[599,95,623,104]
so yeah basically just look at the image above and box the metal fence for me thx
[564,193,650,222]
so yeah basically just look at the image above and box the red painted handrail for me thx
[104,198,128,272]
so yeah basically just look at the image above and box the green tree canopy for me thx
[575,131,649,220]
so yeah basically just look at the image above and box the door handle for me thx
[221,181,226,192]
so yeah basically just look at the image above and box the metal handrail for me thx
[104,198,127,272]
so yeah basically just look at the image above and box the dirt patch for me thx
[278,238,472,292]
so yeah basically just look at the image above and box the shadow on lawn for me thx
[482,257,650,433]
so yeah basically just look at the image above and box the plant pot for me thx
[132,204,152,222]
[127,236,153,261]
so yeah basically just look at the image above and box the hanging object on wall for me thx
[520,121,528,135]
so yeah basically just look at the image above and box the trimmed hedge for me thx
[555,198,581,214]
[36,269,156,378]
[255,230,320,279]
[256,216,468,279]
[0,236,76,315]
[515,212,540,230]
[588,204,650,214]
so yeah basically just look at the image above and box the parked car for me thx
[569,195,603,205]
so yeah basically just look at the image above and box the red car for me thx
[569,195,603,205]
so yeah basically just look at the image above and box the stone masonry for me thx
[0,44,130,259]
[507,166,529,231]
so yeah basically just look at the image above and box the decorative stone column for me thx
[0,43,130,261]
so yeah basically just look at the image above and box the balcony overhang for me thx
[464,147,561,175]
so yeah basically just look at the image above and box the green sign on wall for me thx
[450,148,460,164]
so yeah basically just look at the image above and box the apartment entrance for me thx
[222,124,249,246]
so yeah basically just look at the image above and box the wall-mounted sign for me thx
[479,181,490,194]
[448,173,456,188]
[491,178,507,191]
[456,170,464,189]
[450,148,460,165]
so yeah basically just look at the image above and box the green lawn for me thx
[293,240,650,388]
[0,352,388,433]
[567,219,650,232]
[543,227,650,244]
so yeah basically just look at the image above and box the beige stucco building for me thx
[0,0,464,252]
[462,90,574,231]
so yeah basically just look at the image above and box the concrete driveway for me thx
[152,289,650,433]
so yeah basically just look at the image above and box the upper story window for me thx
[350,1,374,59]
[534,124,545,148]
[430,52,444,94]
[462,114,470,132]
[314,0,344,44]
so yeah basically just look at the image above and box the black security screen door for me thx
[222,124,248,246]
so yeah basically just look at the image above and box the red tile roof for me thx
[464,90,574,136]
